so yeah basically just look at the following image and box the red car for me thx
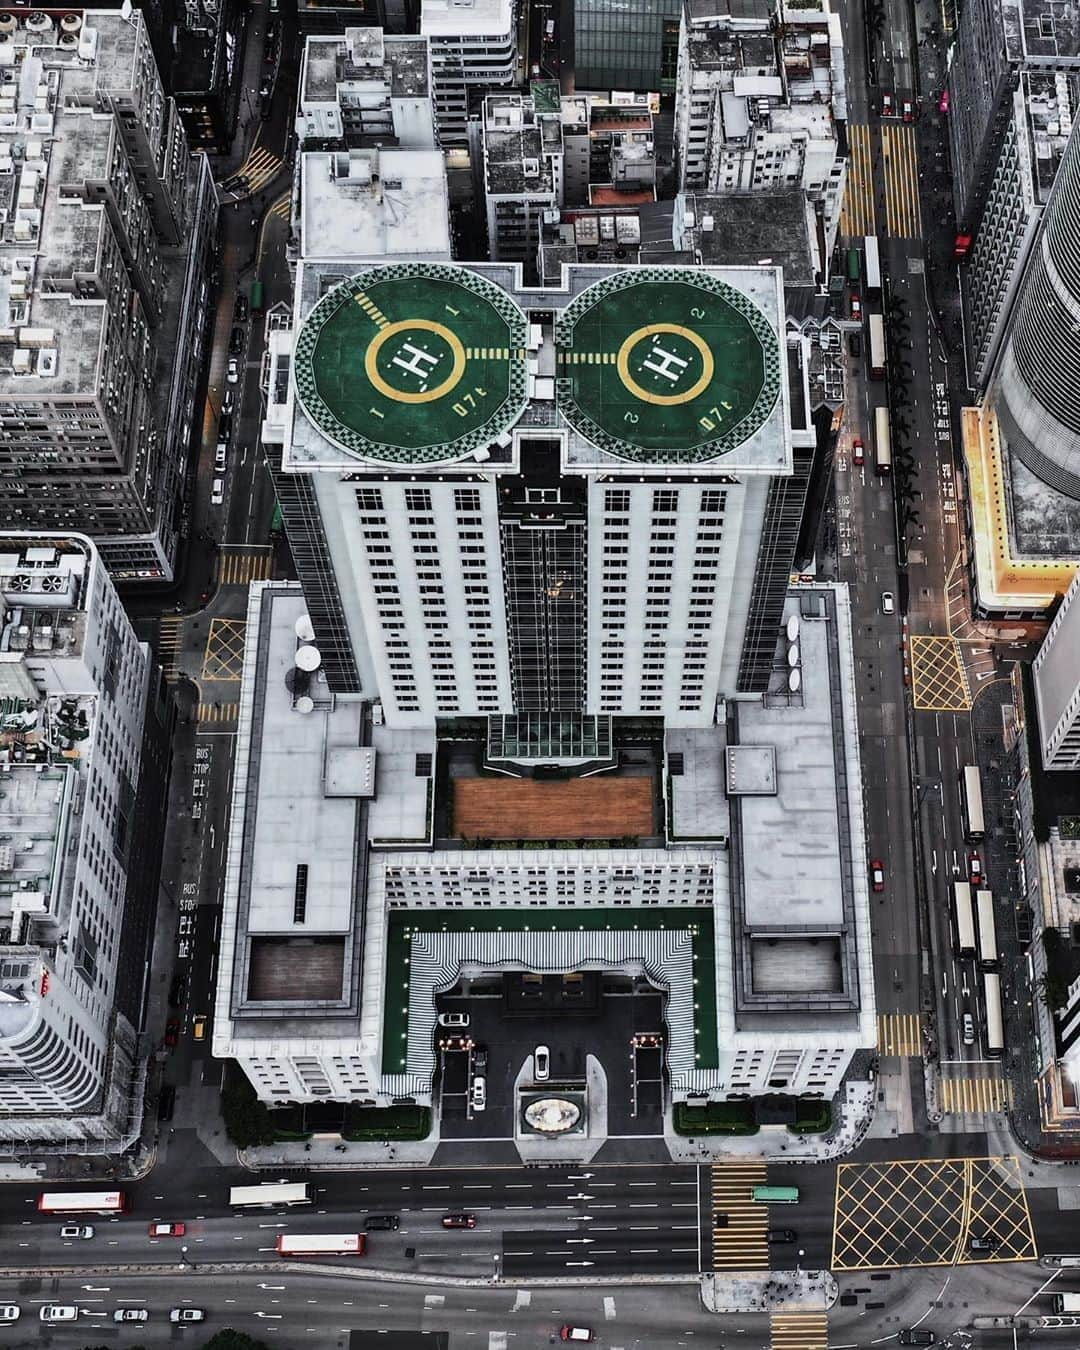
[902,98,915,122]
[870,860,886,893]
[850,291,862,321]
[149,1222,186,1238]
[852,438,865,466]
[164,1018,180,1048]
[968,853,984,886]
[882,93,894,117]
[442,1213,477,1229]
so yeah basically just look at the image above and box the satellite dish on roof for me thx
[788,668,801,692]
[786,614,800,642]
[295,695,315,714]
[295,644,322,672]
[295,613,315,642]
[787,644,799,668]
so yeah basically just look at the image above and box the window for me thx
[605,489,630,511]
[355,488,382,510]
[652,490,678,512]
[293,864,309,924]
[405,488,432,511]
[455,489,481,511]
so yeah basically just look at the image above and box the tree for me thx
[221,1075,276,1148]
[201,1332,272,1350]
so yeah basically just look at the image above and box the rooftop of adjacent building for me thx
[300,28,430,106]
[420,0,513,38]
[299,148,450,260]
[677,190,816,289]
[1003,0,1080,63]
[961,405,1078,612]
[1022,69,1079,199]
[483,94,561,196]
[686,0,774,28]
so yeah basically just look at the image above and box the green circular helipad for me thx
[555,270,781,462]
[293,263,529,463]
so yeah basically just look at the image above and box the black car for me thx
[968,1235,1001,1253]
[767,1228,796,1244]
[899,1332,935,1347]
[229,326,245,354]
[233,294,249,323]
[472,1044,488,1072]
[168,975,187,1008]
[157,1085,176,1121]
[364,1214,399,1232]
[847,331,861,358]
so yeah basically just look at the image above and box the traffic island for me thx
[701,1270,838,1315]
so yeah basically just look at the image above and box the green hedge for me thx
[790,1101,832,1134]
[342,1104,432,1141]
[673,1101,760,1136]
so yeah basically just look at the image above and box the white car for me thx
[534,1044,550,1081]
[881,591,896,615]
[170,1308,206,1323]
[59,1224,94,1240]
[226,356,240,384]
[39,1306,78,1323]
[211,477,224,505]
[471,1075,486,1112]
[0,1307,19,1322]
[438,1011,469,1028]
[113,1308,149,1322]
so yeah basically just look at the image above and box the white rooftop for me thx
[300,149,450,260]
[421,0,513,37]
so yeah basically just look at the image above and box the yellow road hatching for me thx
[832,1156,1037,1271]
[710,1161,769,1270]
[910,635,972,712]
[878,1012,923,1058]
[201,619,247,684]
[840,123,876,238]
[770,1311,828,1350]
[881,122,922,239]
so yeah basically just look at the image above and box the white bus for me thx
[874,405,892,474]
[868,313,886,379]
[976,889,999,970]
[864,234,882,300]
[982,971,1004,1058]
[952,882,976,959]
[229,1182,313,1208]
[276,1233,365,1256]
[961,765,985,840]
[38,1191,128,1214]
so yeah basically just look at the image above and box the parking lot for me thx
[436,975,665,1140]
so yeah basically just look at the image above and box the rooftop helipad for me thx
[555,269,781,463]
[292,262,529,463]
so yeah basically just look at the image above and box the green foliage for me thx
[790,1100,832,1134]
[221,1074,277,1148]
[673,1101,759,1136]
[343,1104,431,1142]
[201,1332,272,1350]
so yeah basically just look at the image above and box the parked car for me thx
[534,1044,550,1081]
[472,1044,488,1073]
[560,1328,594,1343]
[211,478,224,506]
[442,1213,477,1229]
[168,974,187,1008]
[222,388,234,415]
[114,1309,149,1323]
[59,1225,94,1240]
[852,437,865,466]
[364,1214,399,1232]
[149,1222,186,1238]
[170,1309,206,1323]
[164,1017,180,1048]
[850,291,862,321]
[228,326,245,355]
[39,1307,78,1323]
[881,591,896,615]
[226,357,240,384]
[870,860,886,893]
[157,1084,176,1122]
[233,294,249,323]
[0,1307,19,1321]
[437,1011,469,1028]
[471,1075,486,1113]
[848,331,862,359]
[215,443,228,472]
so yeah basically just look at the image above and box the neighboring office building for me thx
[0,10,216,583]
[1033,570,1080,771]
[0,534,157,1149]
[961,72,1077,390]
[674,0,847,258]
[170,0,245,153]
[478,93,563,271]
[295,28,435,149]
[573,0,681,95]
[295,0,418,37]
[420,0,516,145]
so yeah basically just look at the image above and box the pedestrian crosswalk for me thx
[220,146,282,198]
[269,191,291,221]
[878,1012,923,1058]
[770,1310,828,1349]
[881,123,922,239]
[710,1162,769,1270]
[218,550,272,587]
[940,1074,1010,1116]
[839,123,876,238]
[198,701,239,727]
[158,615,183,680]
